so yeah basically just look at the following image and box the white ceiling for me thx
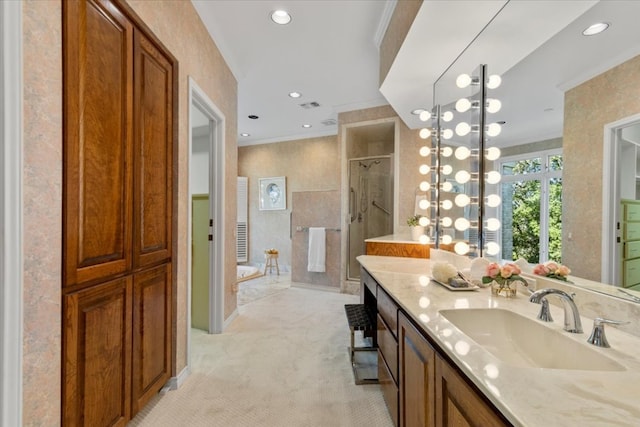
[191,0,640,148]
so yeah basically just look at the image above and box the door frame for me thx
[602,112,640,284]
[187,78,226,350]
[1,1,23,425]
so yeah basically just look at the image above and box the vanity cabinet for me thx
[362,268,510,427]
[621,200,640,289]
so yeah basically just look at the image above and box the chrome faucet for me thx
[529,288,583,333]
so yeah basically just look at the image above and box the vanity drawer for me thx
[377,286,398,337]
[624,222,640,241]
[623,258,640,287]
[625,241,640,259]
[378,314,398,383]
[378,352,399,427]
[624,203,640,221]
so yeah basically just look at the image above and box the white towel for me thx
[307,227,326,272]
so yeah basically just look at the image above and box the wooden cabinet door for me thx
[63,0,134,287]
[63,277,133,426]
[398,312,436,427]
[435,355,508,427]
[132,264,172,415]
[132,29,174,269]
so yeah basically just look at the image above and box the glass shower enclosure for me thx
[347,155,393,280]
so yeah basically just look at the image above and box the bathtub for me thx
[237,265,260,280]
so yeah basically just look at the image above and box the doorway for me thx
[1,1,23,424]
[187,78,226,352]
[603,114,640,286]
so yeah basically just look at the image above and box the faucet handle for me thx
[536,297,553,322]
[587,317,630,348]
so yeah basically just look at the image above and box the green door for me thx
[192,194,209,331]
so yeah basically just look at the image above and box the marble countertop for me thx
[358,255,640,427]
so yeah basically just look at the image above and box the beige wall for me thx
[379,0,422,85]
[21,1,238,424]
[564,54,640,281]
[238,136,339,269]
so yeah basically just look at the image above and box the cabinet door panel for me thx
[132,264,172,414]
[435,355,508,427]
[399,312,435,427]
[63,277,132,426]
[133,30,174,268]
[63,0,134,286]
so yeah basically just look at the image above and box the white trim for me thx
[187,78,226,368]
[222,309,238,330]
[165,366,191,391]
[1,2,23,426]
[374,0,397,49]
[601,113,640,284]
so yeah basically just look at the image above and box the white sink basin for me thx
[439,308,625,371]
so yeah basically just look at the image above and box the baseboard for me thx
[223,308,239,330]
[164,365,191,392]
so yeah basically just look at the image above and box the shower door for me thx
[347,156,393,280]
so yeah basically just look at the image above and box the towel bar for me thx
[296,226,341,232]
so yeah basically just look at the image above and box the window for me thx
[498,149,562,263]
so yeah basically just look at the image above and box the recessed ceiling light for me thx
[582,22,609,36]
[271,10,291,25]
[302,124,312,128]
[289,91,302,98]
[248,115,259,120]
[240,133,250,137]
[411,109,425,115]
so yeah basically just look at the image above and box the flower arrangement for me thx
[482,262,527,297]
[533,261,571,281]
[407,214,422,227]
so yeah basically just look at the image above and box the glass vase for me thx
[491,280,518,298]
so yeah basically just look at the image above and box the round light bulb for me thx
[455,194,471,207]
[419,199,430,210]
[486,242,500,256]
[419,164,431,175]
[419,146,431,157]
[441,217,452,227]
[487,74,502,89]
[454,241,470,255]
[419,181,430,191]
[486,170,501,184]
[486,123,502,137]
[486,218,501,231]
[441,146,453,157]
[441,165,453,175]
[454,217,470,231]
[442,129,454,140]
[441,235,453,244]
[455,98,471,113]
[419,235,430,244]
[441,200,453,210]
[442,111,454,122]
[486,194,501,208]
[456,74,472,89]
[456,122,471,136]
[486,98,502,113]
[419,110,432,122]
[454,146,471,160]
[419,128,431,139]
[455,170,471,184]
[441,181,453,192]
[485,147,501,161]
[419,216,430,227]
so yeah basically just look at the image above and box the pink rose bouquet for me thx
[533,261,571,282]
[482,262,526,286]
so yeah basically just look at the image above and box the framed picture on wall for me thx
[259,176,286,210]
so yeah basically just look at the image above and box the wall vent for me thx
[299,101,320,109]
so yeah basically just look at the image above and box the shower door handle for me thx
[349,187,357,223]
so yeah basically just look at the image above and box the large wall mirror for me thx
[425,1,640,303]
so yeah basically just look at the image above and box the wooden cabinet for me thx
[378,286,399,426]
[398,312,436,427]
[63,0,176,424]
